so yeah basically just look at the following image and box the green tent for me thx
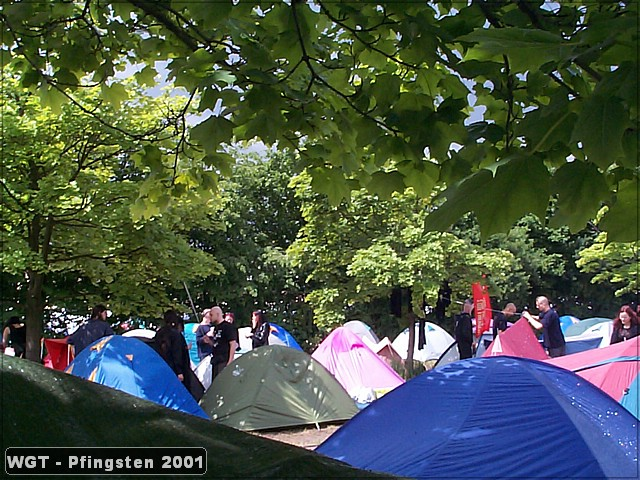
[1,355,389,478]
[201,345,359,431]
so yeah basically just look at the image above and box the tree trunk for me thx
[25,269,45,362]
[406,313,415,378]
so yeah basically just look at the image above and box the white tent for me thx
[392,322,454,362]
[343,320,380,345]
[122,328,156,339]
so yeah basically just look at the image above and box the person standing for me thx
[195,309,214,361]
[493,302,517,340]
[610,305,639,344]
[154,310,189,383]
[208,306,238,380]
[2,316,26,357]
[455,299,475,359]
[523,296,566,357]
[248,310,270,349]
[67,304,114,355]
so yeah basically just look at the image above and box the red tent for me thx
[482,318,548,360]
[43,338,74,371]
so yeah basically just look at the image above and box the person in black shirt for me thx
[208,306,238,380]
[610,305,639,344]
[249,310,270,349]
[2,316,26,357]
[455,299,475,359]
[493,302,517,340]
[155,310,189,382]
[523,296,565,357]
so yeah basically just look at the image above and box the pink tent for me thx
[312,327,404,399]
[546,336,640,405]
[482,318,548,360]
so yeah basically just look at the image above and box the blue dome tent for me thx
[66,335,208,419]
[317,356,638,478]
[269,323,303,350]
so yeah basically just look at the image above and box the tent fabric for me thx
[362,336,404,368]
[236,324,302,357]
[65,335,208,419]
[482,318,548,360]
[43,338,74,371]
[316,356,638,479]
[312,327,404,399]
[564,320,612,355]
[201,345,358,431]
[560,315,580,333]
[182,323,200,364]
[343,320,380,345]
[121,328,156,339]
[391,322,454,362]
[433,341,459,369]
[269,323,303,350]
[565,317,612,337]
[546,336,640,418]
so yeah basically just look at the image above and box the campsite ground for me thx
[252,424,341,450]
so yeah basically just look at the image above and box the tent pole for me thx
[183,281,200,323]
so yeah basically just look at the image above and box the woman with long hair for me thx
[610,305,639,344]
[249,310,270,349]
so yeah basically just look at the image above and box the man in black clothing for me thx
[455,299,475,359]
[492,302,517,340]
[67,304,114,355]
[208,306,239,380]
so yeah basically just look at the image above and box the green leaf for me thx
[190,116,234,152]
[310,167,351,206]
[366,171,405,199]
[38,85,68,114]
[600,180,639,243]
[571,94,626,170]
[460,27,574,72]
[549,162,610,232]
[100,82,129,109]
[398,160,439,197]
[425,156,551,240]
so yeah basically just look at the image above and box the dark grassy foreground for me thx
[1,355,392,479]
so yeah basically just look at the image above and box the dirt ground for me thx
[251,424,342,450]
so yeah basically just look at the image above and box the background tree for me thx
[1,72,221,360]
[577,234,639,302]
[288,174,524,342]
[1,1,636,242]
[186,146,311,342]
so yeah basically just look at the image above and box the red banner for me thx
[472,282,492,339]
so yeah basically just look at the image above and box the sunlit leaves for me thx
[1,0,637,244]
[577,233,638,296]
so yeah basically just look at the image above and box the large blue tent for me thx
[316,356,638,478]
[66,335,208,419]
